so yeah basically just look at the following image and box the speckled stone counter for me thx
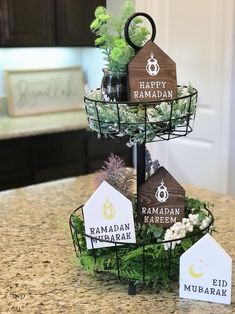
[0,98,88,139]
[0,174,234,313]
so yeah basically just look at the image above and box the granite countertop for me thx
[0,99,88,139]
[0,174,234,313]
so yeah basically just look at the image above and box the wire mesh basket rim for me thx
[70,204,214,247]
[84,85,198,106]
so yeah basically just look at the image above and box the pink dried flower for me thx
[102,153,126,172]
[94,153,135,200]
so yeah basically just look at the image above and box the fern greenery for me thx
[71,197,214,287]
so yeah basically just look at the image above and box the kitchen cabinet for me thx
[0,0,106,47]
[56,0,105,46]
[32,130,87,184]
[0,129,133,191]
[0,137,33,190]
[86,132,133,173]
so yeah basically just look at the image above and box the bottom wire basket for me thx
[69,205,214,294]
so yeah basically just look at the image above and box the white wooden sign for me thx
[4,67,84,116]
[180,233,232,305]
[83,181,136,249]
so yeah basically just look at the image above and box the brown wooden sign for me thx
[128,40,177,102]
[138,166,185,228]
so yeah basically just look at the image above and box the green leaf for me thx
[197,211,206,222]
[95,6,107,18]
[90,19,100,31]
[153,228,163,238]
[181,238,193,251]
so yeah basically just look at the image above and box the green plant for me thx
[90,0,149,73]
[71,197,214,287]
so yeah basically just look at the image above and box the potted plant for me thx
[90,0,150,101]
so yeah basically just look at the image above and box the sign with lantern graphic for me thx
[128,40,177,102]
[138,166,185,227]
[125,13,177,102]
[83,181,136,249]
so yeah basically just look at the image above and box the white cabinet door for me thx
[135,0,234,193]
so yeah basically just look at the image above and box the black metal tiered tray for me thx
[69,87,214,294]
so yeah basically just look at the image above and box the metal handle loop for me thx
[124,12,156,51]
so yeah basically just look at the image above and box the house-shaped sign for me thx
[138,166,185,227]
[180,233,232,305]
[128,40,177,102]
[83,181,136,249]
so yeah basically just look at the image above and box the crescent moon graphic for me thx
[188,264,204,278]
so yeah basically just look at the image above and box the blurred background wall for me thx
[135,0,235,196]
[0,47,104,96]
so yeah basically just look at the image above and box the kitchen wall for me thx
[107,0,127,15]
[0,47,105,97]
[135,0,235,196]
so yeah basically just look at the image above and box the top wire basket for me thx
[84,85,198,146]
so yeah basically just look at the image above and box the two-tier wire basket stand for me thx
[69,87,214,294]
[70,12,214,295]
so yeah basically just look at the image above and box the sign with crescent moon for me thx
[180,234,232,305]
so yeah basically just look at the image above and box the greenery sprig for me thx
[90,1,150,73]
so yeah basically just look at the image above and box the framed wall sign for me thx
[4,67,85,116]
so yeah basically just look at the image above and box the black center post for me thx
[128,142,146,295]
[136,142,146,189]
